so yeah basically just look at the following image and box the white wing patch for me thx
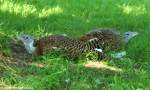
[94,48,103,53]
[88,38,98,42]
[52,47,58,49]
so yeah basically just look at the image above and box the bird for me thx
[18,34,104,60]
[79,28,138,51]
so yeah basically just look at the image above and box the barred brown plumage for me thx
[18,35,103,60]
[79,28,138,51]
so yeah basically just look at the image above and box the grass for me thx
[0,0,150,90]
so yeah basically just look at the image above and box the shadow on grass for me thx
[0,9,88,37]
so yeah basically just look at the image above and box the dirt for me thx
[0,39,33,72]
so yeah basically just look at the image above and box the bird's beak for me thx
[132,32,139,37]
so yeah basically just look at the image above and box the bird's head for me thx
[18,34,36,54]
[18,34,34,45]
[123,31,138,43]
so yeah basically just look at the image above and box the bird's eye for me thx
[25,37,28,40]
[126,33,129,36]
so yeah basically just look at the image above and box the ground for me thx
[0,0,150,90]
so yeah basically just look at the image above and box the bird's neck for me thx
[123,38,129,43]
[123,35,135,44]
[24,40,36,54]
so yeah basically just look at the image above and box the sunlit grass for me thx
[0,1,63,17]
[84,61,123,72]
[29,62,45,68]
[39,6,63,18]
[118,4,147,16]
[0,86,33,90]
[0,1,37,17]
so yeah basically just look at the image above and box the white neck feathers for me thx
[24,40,36,54]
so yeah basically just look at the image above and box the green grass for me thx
[0,0,150,90]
